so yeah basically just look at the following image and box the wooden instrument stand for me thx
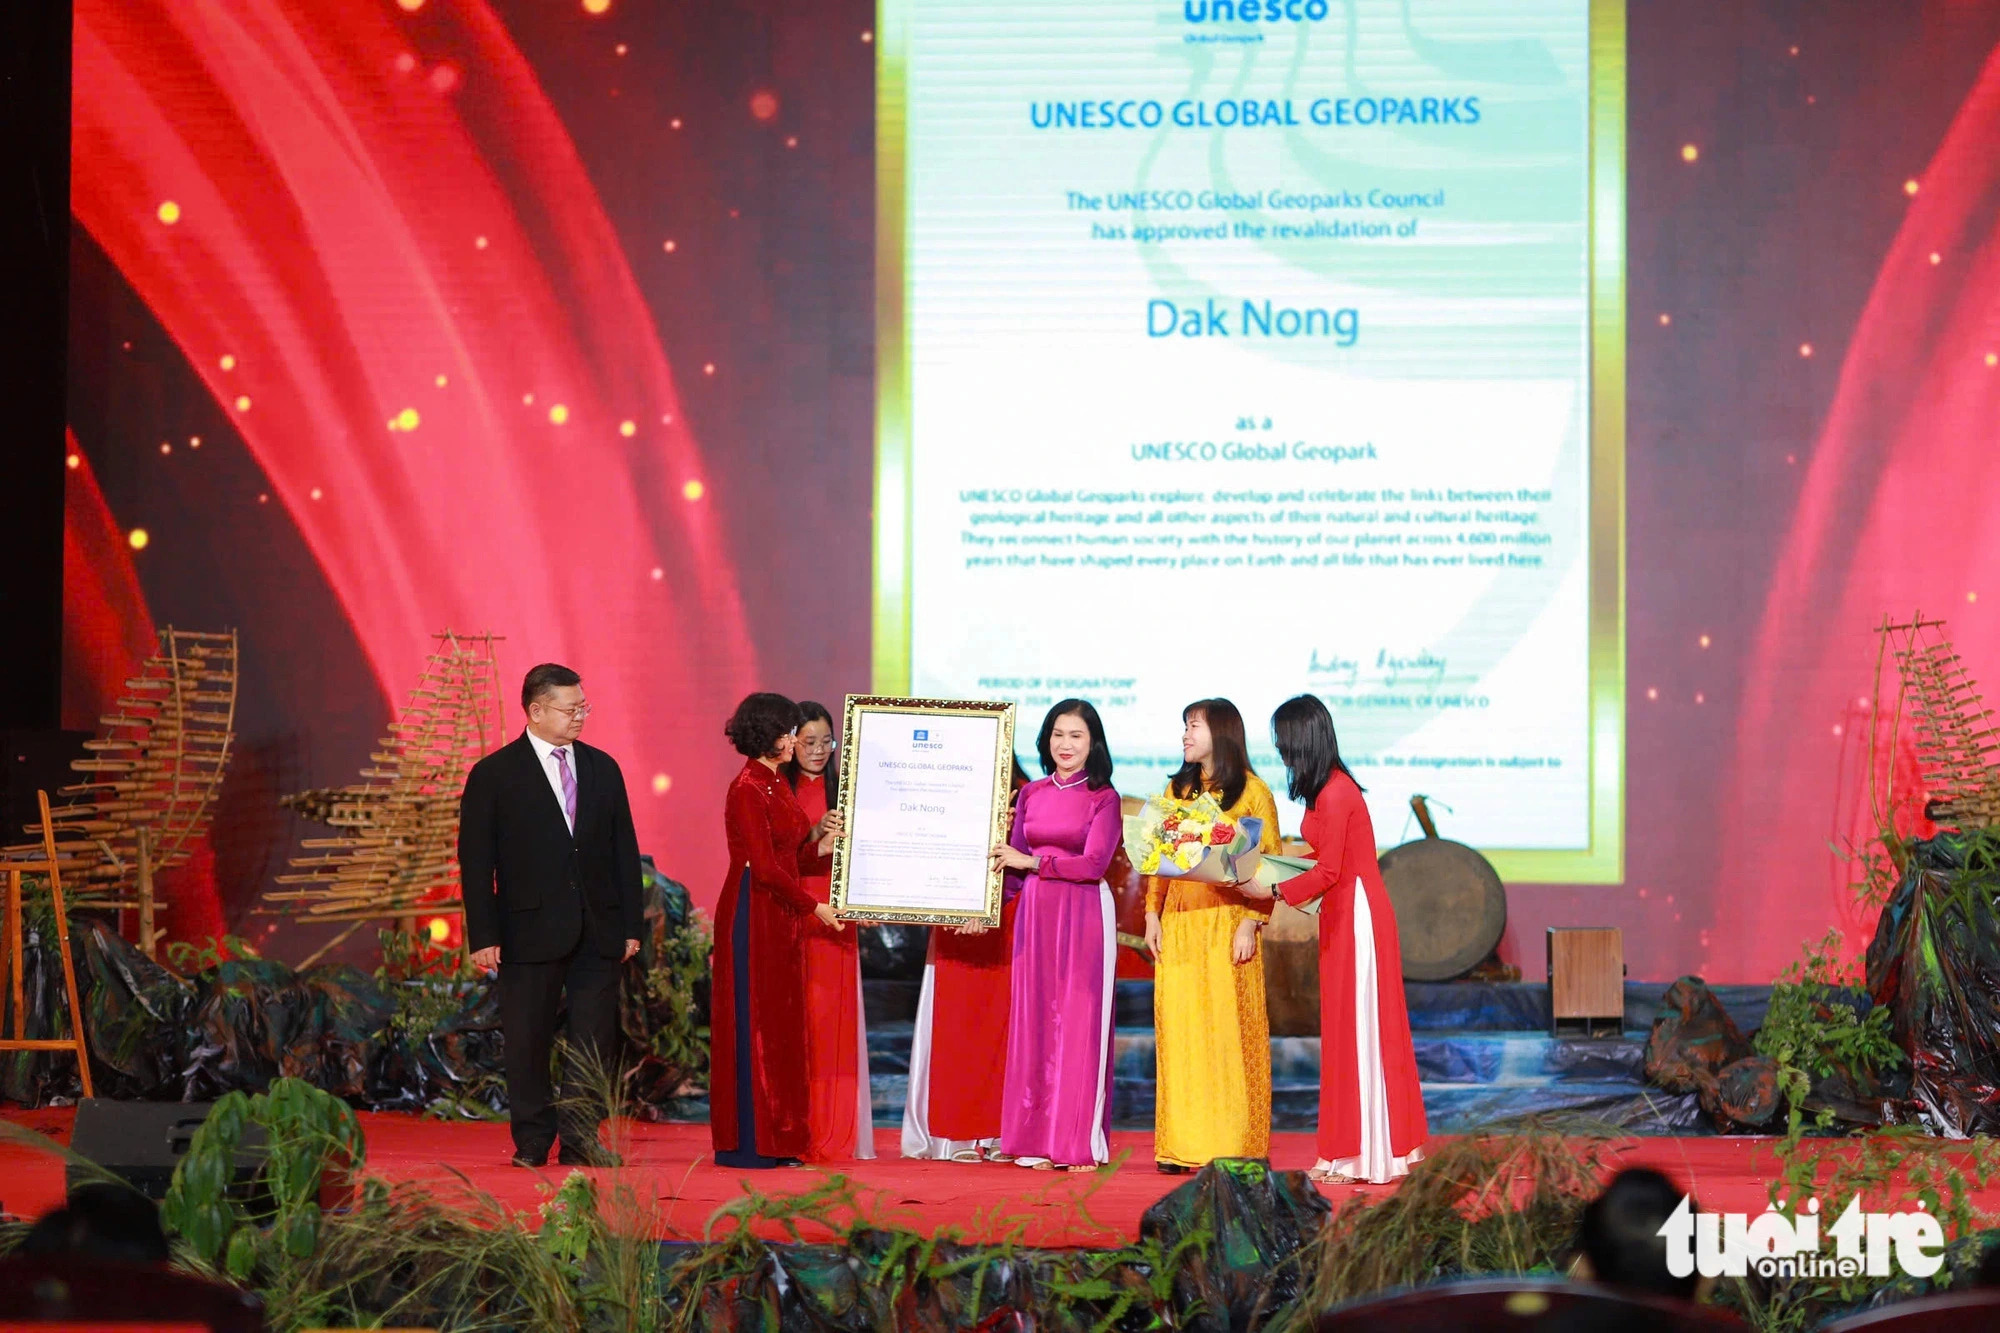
[0,790,94,1096]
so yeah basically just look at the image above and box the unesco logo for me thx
[1183,0,1330,23]
[912,728,944,751]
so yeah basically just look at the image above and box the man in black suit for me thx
[459,662,643,1167]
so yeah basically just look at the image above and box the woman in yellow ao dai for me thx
[1142,697,1282,1172]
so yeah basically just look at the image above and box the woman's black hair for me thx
[1036,698,1114,790]
[1010,754,1030,790]
[1578,1168,1699,1300]
[783,699,839,804]
[18,1183,170,1264]
[724,692,802,759]
[1169,697,1254,809]
[1270,694,1359,807]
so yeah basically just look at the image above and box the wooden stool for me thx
[1547,926,1623,1039]
[0,789,94,1096]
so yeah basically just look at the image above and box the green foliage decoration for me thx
[164,934,262,977]
[376,927,481,1042]
[638,902,712,1091]
[1721,1127,2000,1331]
[1752,930,1902,1137]
[160,1077,364,1287]
[1281,1125,1609,1327]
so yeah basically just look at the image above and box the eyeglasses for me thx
[541,701,592,720]
[797,737,838,754]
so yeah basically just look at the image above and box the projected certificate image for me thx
[876,0,1626,883]
[831,697,1017,924]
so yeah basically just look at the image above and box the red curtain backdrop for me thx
[69,0,759,930]
[1720,46,2000,977]
[62,435,226,944]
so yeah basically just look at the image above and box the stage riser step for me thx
[678,1025,1702,1138]
[665,1078,1704,1138]
[863,978,1771,1034]
[864,1025,1649,1089]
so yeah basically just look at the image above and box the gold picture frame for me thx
[830,694,1016,926]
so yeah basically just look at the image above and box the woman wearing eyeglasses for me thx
[784,701,874,1162]
[712,692,843,1170]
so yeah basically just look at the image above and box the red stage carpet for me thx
[6,1108,1995,1247]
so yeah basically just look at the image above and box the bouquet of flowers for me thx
[1125,792,1320,899]
[1125,793,1265,883]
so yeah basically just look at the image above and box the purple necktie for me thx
[554,747,577,830]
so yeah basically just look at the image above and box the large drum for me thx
[1379,797,1506,982]
[1262,891,1324,1037]
[1260,800,1506,1032]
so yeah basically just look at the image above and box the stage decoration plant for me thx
[376,927,480,1041]
[1283,1125,1611,1325]
[21,1097,2000,1333]
[1840,614,2000,919]
[638,904,711,1085]
[369,927,506,1120]
[1732,1126,2000,1331]
[1753,929,1902,1137]
[163,932,262,977]
[159,1076,364,1307]
[622,865,713,1105]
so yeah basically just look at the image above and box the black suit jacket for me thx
[458,733,644,963]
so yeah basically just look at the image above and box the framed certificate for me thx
[830,695,1016,925]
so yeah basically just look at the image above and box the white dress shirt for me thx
[525,729,578,835]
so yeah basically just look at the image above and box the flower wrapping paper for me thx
[1124,794,1316,903]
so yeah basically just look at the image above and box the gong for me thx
[1379,796,1506,982]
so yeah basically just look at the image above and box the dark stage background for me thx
[59,0,2000,982]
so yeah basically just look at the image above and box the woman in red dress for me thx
[1242,694,1427,1185]
[712,692,842,1170]
[785,701,874,1162]
[901,756,1030,1160]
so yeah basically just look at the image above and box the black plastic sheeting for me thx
[0,870,698,1115]
[1138,1157,1330,1327]
[658,1159,1328,1332]
[857,923,928,982]
[1643,973,1913,1135]
[0,915,505,1113]
[1866,832,2000,1136]
[1645,977,1754,1092]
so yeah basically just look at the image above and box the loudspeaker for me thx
[1547,926,1624,1038]
[65,1099,267,1199]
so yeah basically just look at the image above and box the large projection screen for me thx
[876,0,1626,881]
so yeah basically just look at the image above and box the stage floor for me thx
[9,1107,1989,1248]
